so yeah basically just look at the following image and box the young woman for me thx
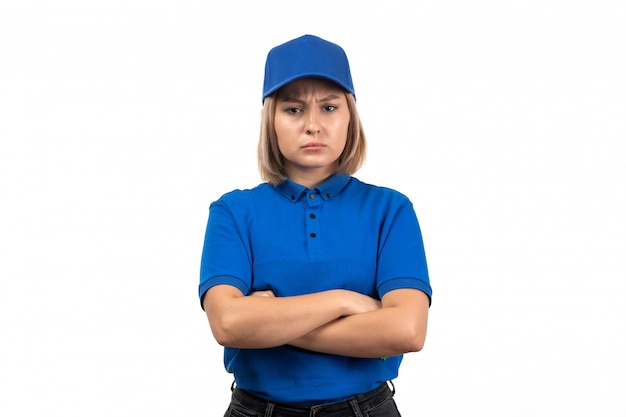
[200,34,432,417]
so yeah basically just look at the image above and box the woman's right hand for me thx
[337,290,382,316]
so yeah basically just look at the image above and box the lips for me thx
[302,142,326,150]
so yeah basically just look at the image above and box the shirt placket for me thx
[305,190,323,257]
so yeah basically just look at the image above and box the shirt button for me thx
[309,193,316,199]
[325,193,331,199]
[309,233,317,238]
[309,213,316,219]
[290,195,295,200]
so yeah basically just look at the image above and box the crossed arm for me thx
[203,285,429,358]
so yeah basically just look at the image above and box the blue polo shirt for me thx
[199,174,431,404]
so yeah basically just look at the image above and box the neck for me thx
[284,163,338,189]
[286,171,334,189]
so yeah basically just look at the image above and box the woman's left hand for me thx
[250,290,276,298]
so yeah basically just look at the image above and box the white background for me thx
[1,1,625,416]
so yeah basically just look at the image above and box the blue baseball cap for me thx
[262,34,355,102]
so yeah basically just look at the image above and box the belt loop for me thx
[264,402,275,417]
[387,380,396,395]
[348,398,364,417]
[230,380,236,392]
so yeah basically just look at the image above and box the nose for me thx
[305,111,321,135]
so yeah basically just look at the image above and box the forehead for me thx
[276,78,346,99]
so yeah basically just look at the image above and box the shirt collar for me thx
[275,174,351,202]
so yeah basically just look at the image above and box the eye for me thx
[323,105,337,112]
[285,107,302,114]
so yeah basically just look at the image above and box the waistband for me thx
[231,382,394,417]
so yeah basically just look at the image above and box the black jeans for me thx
[224,382,402,417]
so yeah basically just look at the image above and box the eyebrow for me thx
[278,94,342,103]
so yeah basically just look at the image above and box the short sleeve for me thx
[199,199,252,308]
[376,195,432,305]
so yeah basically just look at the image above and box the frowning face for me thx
[274,78,350,188]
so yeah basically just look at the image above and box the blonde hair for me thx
[257,91,367,185]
